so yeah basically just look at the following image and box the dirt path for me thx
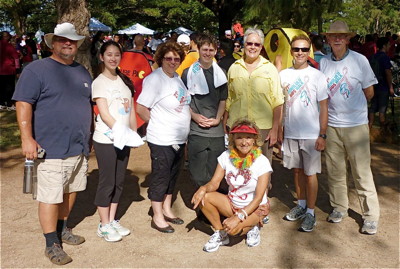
[1,142,399,268]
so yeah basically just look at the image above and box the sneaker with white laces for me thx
[299,213,316,232]
[97,223,122,242]
[327,210,347,223]
[110,220,131,236]
[203,230,229,252]
[246,225,260,247]
[361,220,378,235]
[285,205,306,221]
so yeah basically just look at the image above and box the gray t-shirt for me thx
[13,57,92,159]
[182,65,228,137]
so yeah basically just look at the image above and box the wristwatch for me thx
[236,212,245,222]
[319,134,327,139]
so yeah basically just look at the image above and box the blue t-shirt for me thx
[373,51,392,92]
[13,57,92,159]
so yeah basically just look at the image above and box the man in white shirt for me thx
[320,20,380,235]
[279,35,328,232]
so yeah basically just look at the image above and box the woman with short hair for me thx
[136,41,191,233]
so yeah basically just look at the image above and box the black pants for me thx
[148,142,185,202]
[94,142,130,207]
[0,75,16,106]
[188,135,227,193]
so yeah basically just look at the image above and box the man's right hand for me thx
[22,137,40,160]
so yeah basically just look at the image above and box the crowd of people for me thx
[5,19,399,265]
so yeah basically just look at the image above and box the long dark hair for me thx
[99,40,135,95]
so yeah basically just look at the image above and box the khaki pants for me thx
[325,124,380,221]
[259,129,273,164]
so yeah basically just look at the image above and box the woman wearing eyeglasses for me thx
[224,28,284,165]
[136,42,191,233]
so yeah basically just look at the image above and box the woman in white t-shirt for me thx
[137,42,191,233]
[191,119,272,252]
[92,41,137,242]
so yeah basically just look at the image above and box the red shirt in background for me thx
[0,39,19,75]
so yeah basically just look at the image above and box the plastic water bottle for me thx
[23,159,34,194]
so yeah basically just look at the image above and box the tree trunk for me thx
[55,0,92,76]
[199,0,245,37]
[12,10,26,35]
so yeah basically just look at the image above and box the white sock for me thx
[306,208,315,216]
[298,200,307,209]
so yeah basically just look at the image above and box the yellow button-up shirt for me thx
[226,56,284,129]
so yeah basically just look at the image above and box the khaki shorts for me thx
[36,154,88,204]
[282,138,321,176]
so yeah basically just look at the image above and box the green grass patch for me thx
[0,111,21,151]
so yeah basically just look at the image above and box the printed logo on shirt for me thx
[118,98,131,115]
[284,76,311,107]
[327,67,354,99]
[227,169,251,201]
[174,86,191,112]
[192,62,202,74]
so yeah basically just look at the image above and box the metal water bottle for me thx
[23,159,34,194]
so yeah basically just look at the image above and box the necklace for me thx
[229,147,261,170]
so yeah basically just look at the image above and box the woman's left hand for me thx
[222,215,240,234]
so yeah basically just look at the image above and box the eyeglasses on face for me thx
[291,47,310,52]
[234,44,241,48]
[163,57,181,63]
[53,37,77,44]
[245,42,261,47]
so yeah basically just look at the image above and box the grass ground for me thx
[0,111,20,151]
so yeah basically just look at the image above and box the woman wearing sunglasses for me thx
[225,28,284,166]
[232,41,243,60]
[191,118,272,252]
[136,42,191,233]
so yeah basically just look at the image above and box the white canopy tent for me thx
[118,23,154,35]
[172,26,193,35]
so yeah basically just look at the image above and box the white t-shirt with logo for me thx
[137,68,191,145]
[92,74,132,144]
[279,66,328,139]
[218,150,272,209]
[320,50,377,127]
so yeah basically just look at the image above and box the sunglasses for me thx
[291,47,310,52]
[163,57,181,63]
[234,44,241,48]
[246,42,261,47]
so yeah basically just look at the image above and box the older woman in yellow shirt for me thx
[224,28,284,162]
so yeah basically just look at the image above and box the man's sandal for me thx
[62,228,85,245]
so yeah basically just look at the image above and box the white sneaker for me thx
[97,223,122,242]
[203,230,229,252]
[110,220,131,236]
[246,225,260,247]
